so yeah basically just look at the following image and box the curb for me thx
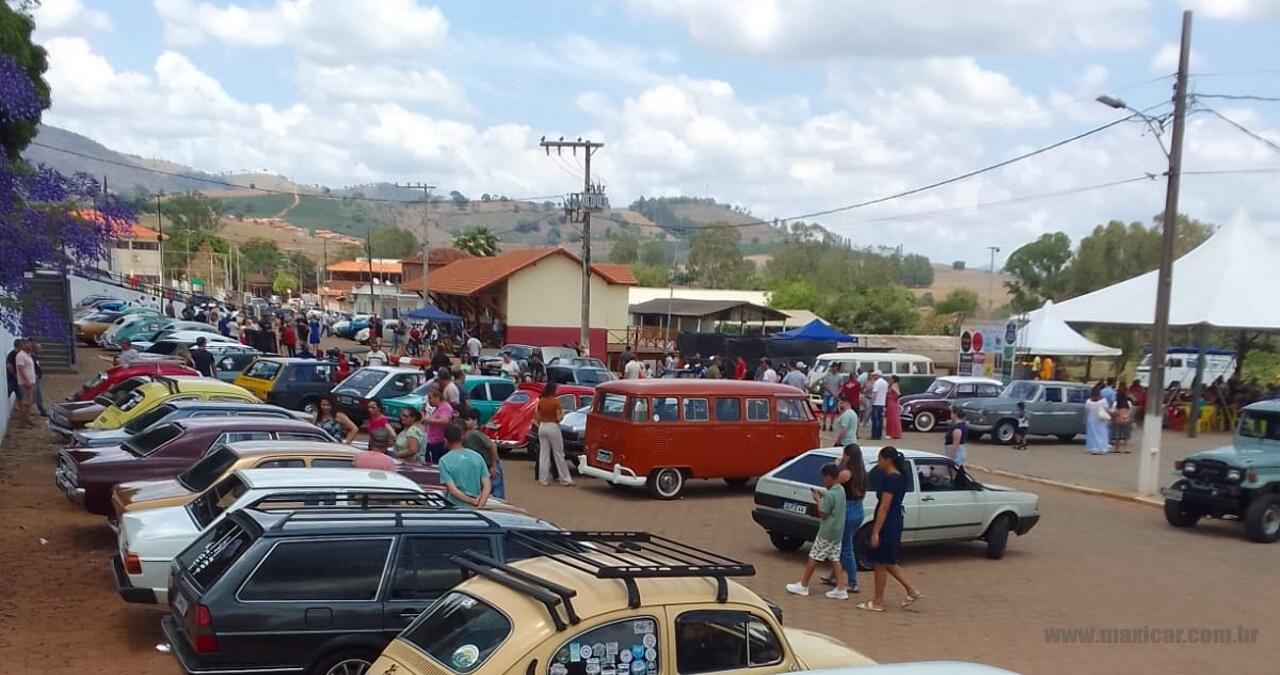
[966,463,1163,508]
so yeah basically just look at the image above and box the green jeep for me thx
[1162,400,1280,543]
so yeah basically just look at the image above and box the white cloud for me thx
[625,0,1152,59]
[1149,42,1204,72]
[33,0,113,35]
[152,0,448,62]
[1182,0,1280,18]
[298,63,468,109]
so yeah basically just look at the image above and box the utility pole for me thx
[1138,9,1193,497]
[366,227,379,318]
[321,237,329,311]
[541,137,605,356]
[986,246,1001,311]
[156,191,165,291]
[397,183,436,305]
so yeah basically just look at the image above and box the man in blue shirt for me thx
[1101,378,1116,407]
[438,423,491,507]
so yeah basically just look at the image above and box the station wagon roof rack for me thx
[258,496,512,531]
[252,490,450,512]
[452,531,755,631]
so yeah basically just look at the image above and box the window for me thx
[876,361,892,374]
[123,404,176,434]
[311,458,355,468]
[675,610,782,673]
[910,361,927,375]
[546,367,575,385]
[955,384,976,397]
[255,458,305,469]
[597,393,626,418]
[628,396,649,423]
[858,361,874,374]
[976,384,1002,397]
[505,391,532,406]
[654,397,680,422]
[682,398,709,422]
[776,398,812,422]
[244,360,282,380]
[1168,358,1184,368]
[578,395,594,409]
[388,537,490,600]
[239,538,392,601]
[746,398,770,422]
[335,369,387,396]
[487,382,515,401]
[214,431,273,446]
[118,389,148,412]
[469,384,490,401]
[558,394,577,411]
[1043,387,1063,403]
[1066,388,1088,404]
[188,474,250,528]
[895,361,912,375]
[178,446,239,492]
[916,460,972,491]
[575,368,612,385]
[1240,410,1280,441]
[771,452,840,487]
[549,617,660,675]
[714,397,741,422]
[401,592,511,674]
[210,395,252,402]
[289,363,332,383]
[178,519,254,591]
[122,423,182,456]
[276,432,330,442]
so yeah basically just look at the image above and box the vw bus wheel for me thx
[913,411,936,433]
[648,468,684,500]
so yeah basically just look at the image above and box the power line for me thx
[1193,93,1280,103]
[1195,104,1280,153]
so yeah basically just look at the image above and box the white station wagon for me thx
[113,468,423,604]
[751,447,1040,566]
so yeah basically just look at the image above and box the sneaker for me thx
[825,588,849,600]
[785,582,809,597]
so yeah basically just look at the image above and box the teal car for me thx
[381,375,517,428]
[1163,399,1280,543]
[105,316,174,349]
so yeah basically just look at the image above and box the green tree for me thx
[1068,215,1213,297]
[282,251,317,291]
[900,253,934,287]
[368,226,418,259]
[449,190,469,208]
[629,263,670,287]
[162,192,223,231]
[239,237,281,274]
[826,285,918,334]
[767,278,820,310]
[609,232,639,264]
[687,224,753,288]
[933,288,980,315]
[452,226,500,257]
[271,269,298,295]
[0,3,48,160]
[164,229,228,279]
[1002,232,1073,312]
[639,240,671,267]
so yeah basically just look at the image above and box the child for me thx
[786,464,849,600]
[462,406,504,499]
[1014,402,1030,450]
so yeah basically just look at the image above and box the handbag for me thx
[1096,404,1112,422]
[1114,408,1131,425]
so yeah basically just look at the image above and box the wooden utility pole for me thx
[397,183,436,305]
[366,227,379,317]
[540,137,605,356]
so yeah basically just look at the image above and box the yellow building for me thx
[428,248,635,356]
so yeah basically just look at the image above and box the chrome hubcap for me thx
[658,470,680,494]
[1265,505,1280,536]
[325,659,371,675]
[916,413,933,431]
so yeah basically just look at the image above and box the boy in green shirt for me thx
[438,423,491,508]
[786,463,849,599]
[462,406,504,499]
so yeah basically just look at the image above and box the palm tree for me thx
[452,226,500,257]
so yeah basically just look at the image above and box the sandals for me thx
[855,601,884,612]
[901,591,923,608]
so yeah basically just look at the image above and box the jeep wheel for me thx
[648,467,684,500]
[1163,499,1202,528]
[312,649,377,675]
[1244,494,1280,543]
[768,532,804,552]
[853,525,873,571]
[913,411,936,433]
[984,515,1012,559]
[994,420,1017,445]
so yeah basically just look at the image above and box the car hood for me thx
[484,401,536,441]
[898,393,942,406]
[784,627,876,669]
[115,478,194,510]
[1186,444,1280,468]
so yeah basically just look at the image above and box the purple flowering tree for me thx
[2,22,136,336]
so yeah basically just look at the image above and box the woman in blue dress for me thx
[1084,385,1112,455]
[857,446,923,612]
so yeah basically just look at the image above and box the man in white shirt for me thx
[758,358,779,384]
[365,341,389,367]
[869,371,889,440]
[117,339,142,365]
[500,352,522,380]
[623,357,643,380]
[466,335,482,365]
[781,362,808,391]
[14,339,36,428]
[438,368,461,406]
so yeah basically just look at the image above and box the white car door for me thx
[908,458,987,542]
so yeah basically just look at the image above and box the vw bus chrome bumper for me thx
[576,455,646,487]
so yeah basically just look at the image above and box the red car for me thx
[73,362,199,402]
[483,382,595,452]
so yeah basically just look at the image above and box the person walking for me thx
[834,398,859,446]
[858,446,922,612]
[535,382,574,487]
[314,395,358,443]
[623,355,643,380]
[281,321,297,357]
[29,341,47,418]
[824,444,867,594]
[782,362,808,391]
[308,316,322,353]
[734,355,747,380]
[365,341,388,367]
[117,339,142,366]
[437,368,460,407]
[885,375,903,440]
[759,358,778,384]
[945,409,968,466]
[1085,385,1111,455]
[394,408,426,462]
[423,388,455,464]
[705,356,722,379]
[1012,402,1030,451]
[438,423,491,507]
[462,406,503,499]
[13,339,36,427]
[466,333,482,365]
[500,352,521,380]
[190,337,216,378]
[821,363,843,432]
[786,463,850,600]
[869,372,888,440]
[1111,390,1134,453]
[296,319,310,350]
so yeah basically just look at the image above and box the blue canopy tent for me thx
[773,319,856,343]
[401,305,463,323]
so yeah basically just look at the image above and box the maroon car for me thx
[898,375,1004,432]
[55,417,335,517]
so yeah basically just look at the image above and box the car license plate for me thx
[173,593,189,617]
[595,449,613,463]
[783,501,809,515]
[1160,488,1183,502]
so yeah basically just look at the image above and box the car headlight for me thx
[1182,461,1197,476]
[1226,469,1243,483]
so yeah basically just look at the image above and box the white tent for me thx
[1017,300,1121,356]
[1037,216,1280,329]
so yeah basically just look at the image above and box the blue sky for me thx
[28,0,1280,264]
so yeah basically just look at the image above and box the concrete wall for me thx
[0,325,18,443]
[505,255,629,331]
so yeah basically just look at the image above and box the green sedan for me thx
[381,375,518,428]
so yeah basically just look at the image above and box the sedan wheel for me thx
[994,420,1017,445]
[320,657,372,675]
[913,411,936,433]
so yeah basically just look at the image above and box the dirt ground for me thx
[1,350,1277,674]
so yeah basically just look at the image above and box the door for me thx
[1034,386,1068,435]
[773,397,816,472]
[680,397,713,477]
[647,396,680,473]
[381,536,493,636]
[909,459,986,542]
[1064,387,1089,434]
[744,397,773,468]
[236,360,281,401]
[479,381,515,423]
[224,537,392,668]
[712,397,746,478]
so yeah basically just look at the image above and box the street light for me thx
[1095,95,1171,157]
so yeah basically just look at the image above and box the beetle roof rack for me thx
[451,531,755,631]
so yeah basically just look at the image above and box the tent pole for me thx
[1188,324,1207,438]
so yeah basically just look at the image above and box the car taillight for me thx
[195,604,218,653]
[124,552,142,575]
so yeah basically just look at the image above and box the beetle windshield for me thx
[1002,382,1041,402]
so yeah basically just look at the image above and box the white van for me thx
[807,352,936,399]
[1136,348,1235,388]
